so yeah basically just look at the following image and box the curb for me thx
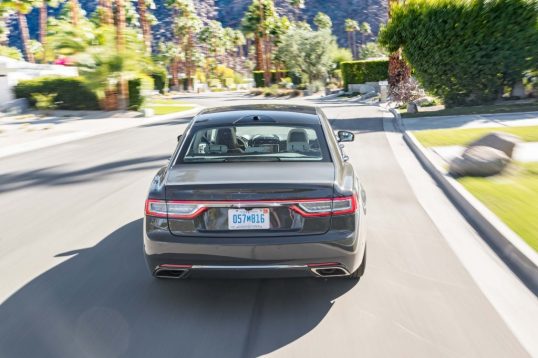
[389,107,538,295]
[0,105,203,160]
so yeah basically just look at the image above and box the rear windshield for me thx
[178,124,330,163]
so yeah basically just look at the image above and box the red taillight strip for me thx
[145,196,358,219]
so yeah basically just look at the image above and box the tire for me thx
[348,246,366,279]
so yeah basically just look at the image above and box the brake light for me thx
[291,196,357,217]
[145,199,207,219]
[145,196,358,219]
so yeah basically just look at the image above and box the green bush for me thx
[14,77,99,110]
[341,60,389,91]
[252,70,300,87]
[128,78,144,111]
[150,69,167,94]
[379,0,538,107]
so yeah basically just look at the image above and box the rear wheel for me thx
[348,246,366,279]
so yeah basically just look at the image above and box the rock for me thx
[511,80,526,98]
[449,146,510,177]
[468,132,521,158]
[407,102,418,113]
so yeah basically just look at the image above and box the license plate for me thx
[228,208,270,230]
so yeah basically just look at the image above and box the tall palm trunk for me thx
[39,2,47,50]
[254,33,264,71]
[115,0,128,109]
[138,0,152,54]
[184,31,194,91]
[263,35,271,86]
[351,31,358,60]
[347,31,353,59]
[70,0,79,26]
[18,12,34,63]
[99,0,113,25]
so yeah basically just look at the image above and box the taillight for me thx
[291,196,357,217]
[145,199,207,219]
[145,196,358,219]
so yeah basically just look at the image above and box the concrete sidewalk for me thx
[404,111,538,131]
[0,106,201,159]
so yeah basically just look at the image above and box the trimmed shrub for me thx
[128,78,144,111]
[252,70,301,87]
[14,77,99,110]
[150,69,167,94]
[341,60,389,91]
[379,0,538,106]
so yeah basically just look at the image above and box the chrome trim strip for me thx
[191,264,308,270]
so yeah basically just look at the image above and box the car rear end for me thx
[143,107,366,279]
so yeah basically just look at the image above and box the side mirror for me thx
[337,130,354,142]
[177,134,182,142]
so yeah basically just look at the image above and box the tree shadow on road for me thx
[0,219,358,358]
[0,155,169,192]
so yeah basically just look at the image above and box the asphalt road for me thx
[0,95,532,357]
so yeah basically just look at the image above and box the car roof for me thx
[192,104,321,126]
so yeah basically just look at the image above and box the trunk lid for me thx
[165,162,335,237]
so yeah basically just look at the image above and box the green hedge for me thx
[14,77,99,110]
[128,78,144,111]
[252,70,302,87]
[150,69,167,94]
[341,60,389,91]
[379,0,538,106]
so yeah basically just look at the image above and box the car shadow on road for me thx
[0,219,358,358]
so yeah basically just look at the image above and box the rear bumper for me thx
[143,214,366,278]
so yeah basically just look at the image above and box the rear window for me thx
[178,124,330,163]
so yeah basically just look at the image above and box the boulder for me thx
[449,146,510,177]
[407,102,418,113]
[468,132,521,158]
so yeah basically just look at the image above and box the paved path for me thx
[0,95,536,357]
[404,111,538,131]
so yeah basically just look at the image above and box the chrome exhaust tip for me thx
[311,266,350,277]
[154,268,189,279]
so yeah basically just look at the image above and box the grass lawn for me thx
[458,162,538,252]
[414,125,538,147]
[146,99,189,105]
[400,102,538,118]
[144,99,195,115]
[145,105,195,115]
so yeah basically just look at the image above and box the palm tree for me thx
[0,6,12,46]
[115,0,128,109]
[158,41,183,90]
[198,20,225,77]
[358,21,371,58]
[137,0,154,54]
[314,12,332,31]
[241,0,277,86]
[69,0,79,26]
[4,0,38,62]
[345,19,359,59]
[167,0,202,91]
[38,0,61,58]
[97,0,113,25]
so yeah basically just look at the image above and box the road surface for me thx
[0,94,534,357]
